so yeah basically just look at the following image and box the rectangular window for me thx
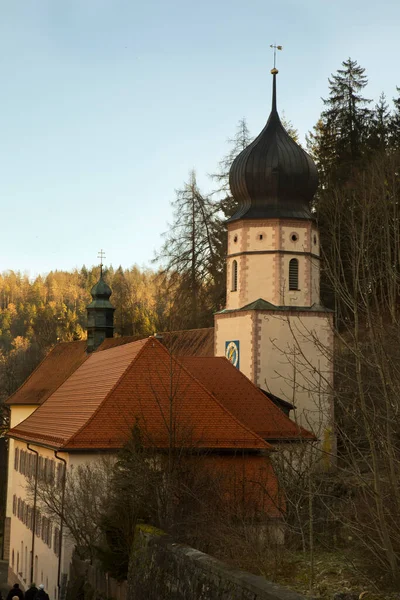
[48,521,52,548]
[14,448,19,471]
[56,463,65,488]
[54,528,60,557]
[38,456,45,481]
[289,258,299,291]
[12,495,17,516]
[35,510,41,537]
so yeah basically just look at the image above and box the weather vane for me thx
[270,44,283,71]
[98,249,106,276]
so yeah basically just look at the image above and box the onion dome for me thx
[87,276,114,309]
[228,69,318,221]
[86,273,115,352]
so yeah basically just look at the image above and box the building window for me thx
[14,448,19,471]
[291,232,298,242]
[289,259,299,290]
[231,260,238,292]
[54,528,60,557]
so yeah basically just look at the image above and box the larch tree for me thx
[155,170,220,330]
[211,117,252,219]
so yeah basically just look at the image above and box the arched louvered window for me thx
[231,260,238,292]
[289,258,299,290]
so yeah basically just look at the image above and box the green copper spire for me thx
[86,250,115,352]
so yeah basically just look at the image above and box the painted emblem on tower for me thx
[225,340,240,368]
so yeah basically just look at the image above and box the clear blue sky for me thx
[1,0,399,276]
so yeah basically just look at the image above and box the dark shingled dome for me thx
[87,276,114,309]
[228,71,318,221]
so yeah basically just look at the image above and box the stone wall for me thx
[67,553,127,600]
[128,524,305,600]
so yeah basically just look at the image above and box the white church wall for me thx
[226,219,321,310]
[214,312,254,381]
[256,311,334,453]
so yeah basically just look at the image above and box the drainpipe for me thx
[54,451,67,599]
[27,444,39,585]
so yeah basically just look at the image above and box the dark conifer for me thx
[369,92,391,151]
[389,87,400,149]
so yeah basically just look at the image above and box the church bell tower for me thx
[215,66,334,449]
[86,258,115,353]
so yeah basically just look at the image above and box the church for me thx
[2,66,333,598]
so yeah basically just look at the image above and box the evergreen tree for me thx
[390,87,400,149]
[369,93,390,151]
[323,58,372,161]
[308,58,372,188]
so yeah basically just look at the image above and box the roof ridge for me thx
[160,327,214,335]
[161,347,272,450]
[6,340,87,406]
[217,356,311,438]
[183,355,312,440]
[63,338,150,448]
[69,338,271,450]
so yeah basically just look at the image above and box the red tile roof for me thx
[8,339,271,452]
[181,357,315,441]
[6,329,214,409]
[98,328,214,357]
[8,340,147,447]
[6,341,88,406]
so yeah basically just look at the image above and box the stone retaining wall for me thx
[128,524,305,600]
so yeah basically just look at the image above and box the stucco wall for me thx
[226,219,320,310]
[214,312,254,380]
[6,407,38,551]
[6,443,114,598]
[128,525,305,600]
[6,440,67,598]
[257,311,334,446]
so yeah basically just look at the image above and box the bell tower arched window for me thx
[289,258,299,290]
[231,260,238,291]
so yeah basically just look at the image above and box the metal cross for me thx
[270,44,283,69]
[97,249,106,275]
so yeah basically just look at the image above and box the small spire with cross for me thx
[270,43,283,73]
[97,249,106,277]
